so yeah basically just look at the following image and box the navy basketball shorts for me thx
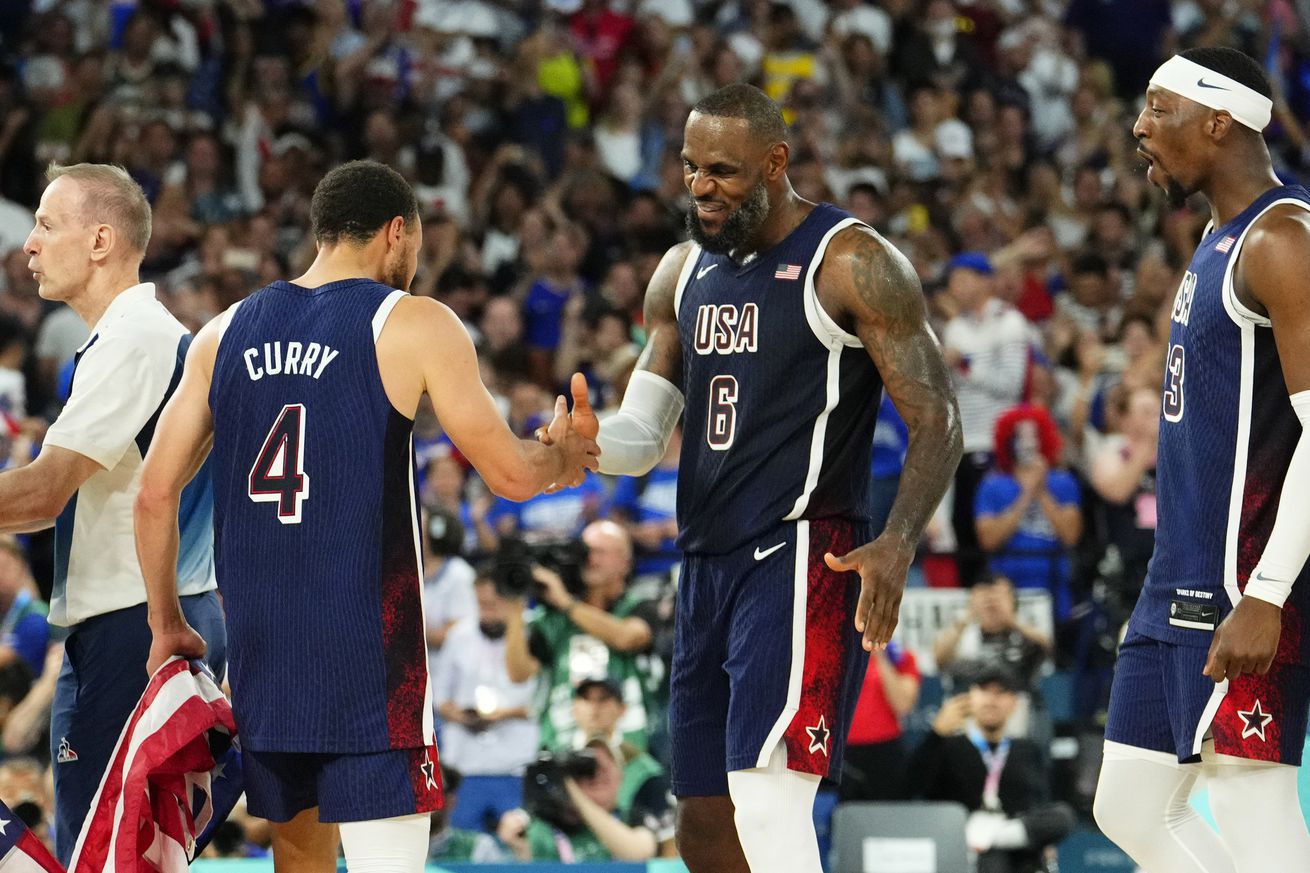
[1105,627,1310,765]
[670,517,871,796]
[242,743,444,823]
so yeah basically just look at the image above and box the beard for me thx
[1164,176,1190,209]
[685,182,771,255]
[384,241,415,291]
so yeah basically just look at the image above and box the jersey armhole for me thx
[372,289,407,343]
[1220,199,1310,329]
[804,218,866,351]
[214,299,243,344]
[672,244,702,319]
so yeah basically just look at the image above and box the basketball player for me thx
[1094,48,1310,871]
[568,84,962,873]
[0,163,224,863]
[135,161,599,872]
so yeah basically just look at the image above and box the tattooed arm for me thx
[818,226,963,649]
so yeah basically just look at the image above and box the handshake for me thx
[534,372,602,492]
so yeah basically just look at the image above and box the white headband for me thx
[1149,55,1272,131]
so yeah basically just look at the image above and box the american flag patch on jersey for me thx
[775,263,802,280]
[1215,235,1236,253]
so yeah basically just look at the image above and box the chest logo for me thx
[693,303,759,356]
[1171,270,1198,327]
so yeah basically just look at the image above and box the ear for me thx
[764,140,790,182]
[1208,110,1237,142]
[89,223,117,263]
[387,215,408,251]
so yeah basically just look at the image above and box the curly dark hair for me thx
[309,160,419,247]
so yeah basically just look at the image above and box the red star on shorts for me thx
[1237,699,1273,742]
[806,715,831,756]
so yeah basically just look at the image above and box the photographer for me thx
[434,574,539,833]
[505,520,657,750]
[498,721,676,862]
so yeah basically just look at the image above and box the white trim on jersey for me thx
[1192,679,1229,757]
[784,218,866,521]
[801,218,865,351]
[372,289,407,342]
[756,520,809,767]
[215,299,243,345]
[1220,198,1310,329]
[672,243,702,320]
[407,434,436,745]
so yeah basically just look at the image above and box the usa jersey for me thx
[1131,184,1310,665]
[676,204,883,554]
[209,279,432,753]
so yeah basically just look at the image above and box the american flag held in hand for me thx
[58,658,243,873]
[0,800,61,873]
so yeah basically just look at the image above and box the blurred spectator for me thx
[0,312,25,416]
[934,573,1052,734]
[0,757,49,847]
[428,765,509,863]
[499,738,666,862]
[0,536,46,677]
[975,405,1082,622]
[941,251,1030,585]
[423,506,477,685]
[840,640,920,803]
[905,664,1075,873]
[869,394,909,534]
[607,425,680,583]
[435,574,539,835]
[1089,385,1160,621]
[505,520,657,751]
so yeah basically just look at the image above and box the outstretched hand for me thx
[543,392,600,492]
[825,536,914,651]
[147,623,207,676]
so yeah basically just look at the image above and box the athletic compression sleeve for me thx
[1246,390,1310,608]
[596,370,684,476]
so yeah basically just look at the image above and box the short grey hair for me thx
[45,162,152,256]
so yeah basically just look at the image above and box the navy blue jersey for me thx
[676,204,883,554]
[209,279,431,753]
[1131,185,1310,665]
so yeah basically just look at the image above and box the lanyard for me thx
[968,726,1010,811]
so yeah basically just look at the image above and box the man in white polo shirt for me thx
[0,162,225,863]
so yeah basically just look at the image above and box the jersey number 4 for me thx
[248,404,309,523]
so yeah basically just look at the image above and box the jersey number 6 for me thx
[707,375,738,451]
[248,403,310,524]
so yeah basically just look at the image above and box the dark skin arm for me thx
[818,226,963,649]
[1205,206,1310,683]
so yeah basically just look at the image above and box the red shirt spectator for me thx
[569,1,635,95]
[848,643,921,745]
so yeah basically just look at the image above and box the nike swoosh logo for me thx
[1253,571,1282,582]
[697,264,718,280]
[1196,78,1229,91]
[754,542,787,561]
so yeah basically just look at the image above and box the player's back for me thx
[1135,184,1310,662]
[209,278,430,753]
[675,203,883,554]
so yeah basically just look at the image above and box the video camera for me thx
[490,535,588,601]
[521,748,601,833]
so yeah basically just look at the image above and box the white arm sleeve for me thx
[596,370,685,476]
[1246,390,1310,608]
